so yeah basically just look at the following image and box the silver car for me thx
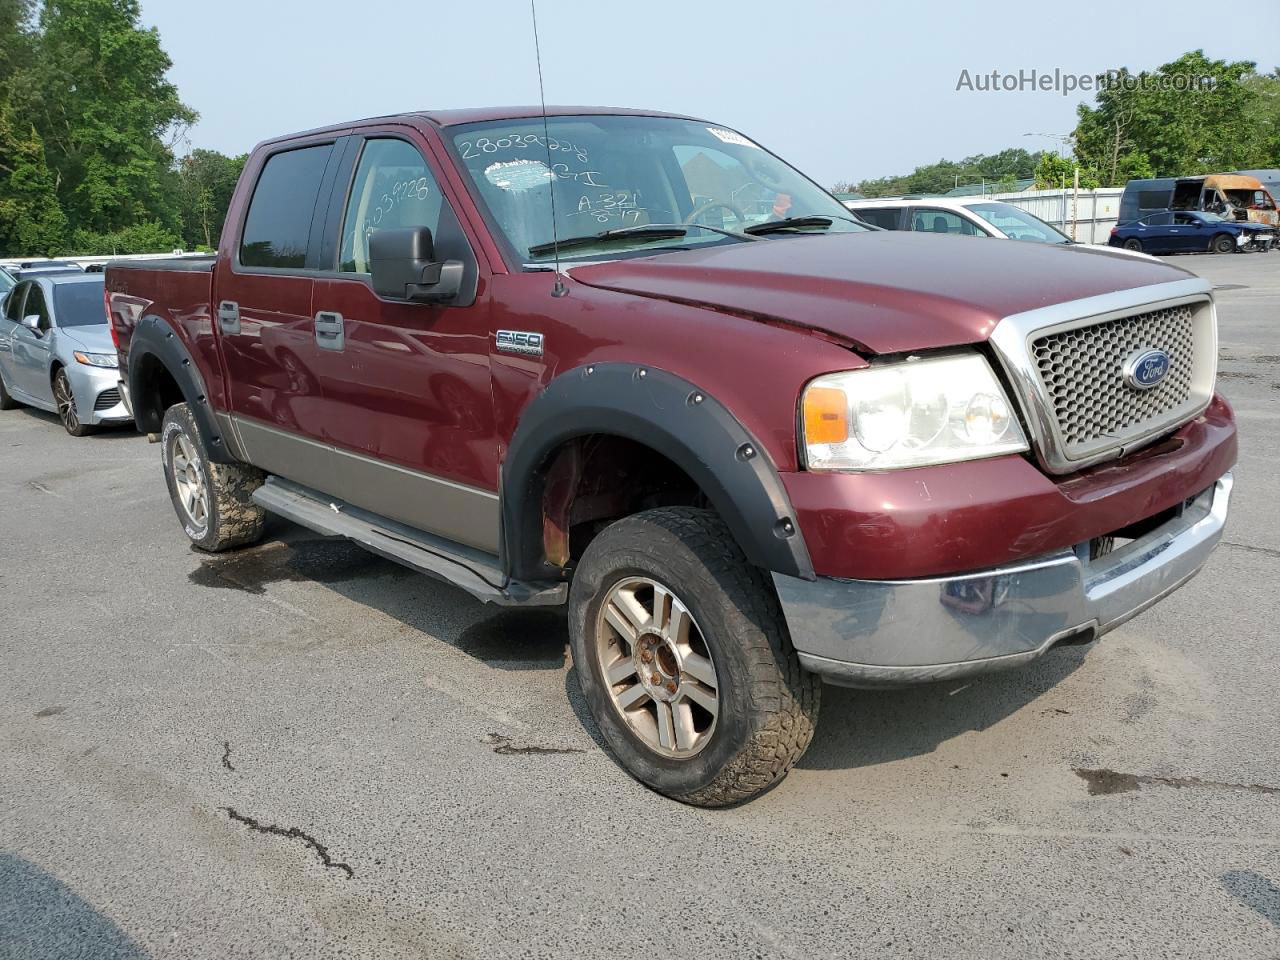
[0,273,131,436]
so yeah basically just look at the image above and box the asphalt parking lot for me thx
[2,250,1278,960]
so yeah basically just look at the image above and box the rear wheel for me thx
[1211,233,1235,254]
[53,368,93,437]
[0,370,19,410]
[161,403,266,552]
[568,507,820,806]
[1122,238,1143,252]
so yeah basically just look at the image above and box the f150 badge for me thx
[497,330,545,357]
[1122,348,1170,390]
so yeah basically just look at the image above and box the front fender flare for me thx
[501,363,813,582]
[127,314,237,464]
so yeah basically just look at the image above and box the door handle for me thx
[218,300,240,335]
[314,310,344,351]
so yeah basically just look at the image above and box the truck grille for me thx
[94,388,121,411]
[1030,304,1195,455]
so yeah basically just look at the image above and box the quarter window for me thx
[240,144,333,269]
[340,139,444,273]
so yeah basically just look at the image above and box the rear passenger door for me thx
[308,132,499,553]
[214,138,345,490]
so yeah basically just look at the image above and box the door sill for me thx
[251,477,565,606]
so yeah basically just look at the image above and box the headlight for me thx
[802,353,1028,470]
[73,351,117,368]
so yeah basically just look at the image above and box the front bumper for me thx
[67,362,130,425]
[774,472,1232,687]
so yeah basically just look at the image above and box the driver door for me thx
[0,281,28,393]
[9,282,54,401]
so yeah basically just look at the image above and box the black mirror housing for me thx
[368,227,462,305]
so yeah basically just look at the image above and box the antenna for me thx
[530,0,567,297]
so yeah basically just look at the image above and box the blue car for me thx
[1110,210,1276,255]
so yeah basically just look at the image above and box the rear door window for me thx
[239,144,334,269]
[1143,213,1173,226]
[853,207,902,229]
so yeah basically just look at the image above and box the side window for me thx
[240,144,334,269]
[1144,213,1172,226]
[911,208,981,235]
[1137,189,1169,210]
[854,208,902,230]
[340,139,444,273]
[24,284,50,330]
[1173,213,1198,226]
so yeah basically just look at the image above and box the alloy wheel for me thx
[53,371,79,434]
[594,576,720,757]
[170,433,210,530]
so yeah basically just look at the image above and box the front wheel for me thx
[1211,233,1235,254]
[161,403,266,551]
[53,368,93,436]
[568,507,820,806]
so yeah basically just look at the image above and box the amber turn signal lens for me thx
[803,386,849,445]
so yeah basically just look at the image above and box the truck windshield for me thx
[966,202,1071,244]
[449,115,866,264]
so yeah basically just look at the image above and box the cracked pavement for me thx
[2,253,1279,959]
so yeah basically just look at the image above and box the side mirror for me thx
[368,227,463,305]
[21,314,41,334]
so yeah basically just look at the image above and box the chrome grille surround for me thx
[989,278,1217,475]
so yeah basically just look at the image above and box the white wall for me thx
[977,187,1125,244]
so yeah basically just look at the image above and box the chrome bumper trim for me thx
[775,473,1232,688]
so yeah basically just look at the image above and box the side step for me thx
[251,477,566,607]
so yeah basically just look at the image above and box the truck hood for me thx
[567,231,1193,355]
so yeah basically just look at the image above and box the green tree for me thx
[68,219,180,255]
[13,0,196,234]
[1033,152,1100,190]
[850,147,1047,197]
[174,149,247,249]
[1243,68,1280,166]
[0,104,68,255]
[1074,51,1262,181]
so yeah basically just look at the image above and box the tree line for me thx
[0,0,244,257]
[843,51,1280,198]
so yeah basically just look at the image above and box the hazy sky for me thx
[140,0,1279,186]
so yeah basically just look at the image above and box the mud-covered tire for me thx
[568,507,820,807]
[0,370,19,410]
[160,403,266,552]
[1211,233,1235,254]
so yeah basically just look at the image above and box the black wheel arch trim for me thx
[501,363,815,582]
[126,314,238,464]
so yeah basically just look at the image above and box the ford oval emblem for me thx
[1123,348,1170,390]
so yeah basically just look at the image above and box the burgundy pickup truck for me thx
[106,107,1236,806]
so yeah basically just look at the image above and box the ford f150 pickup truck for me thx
[105,107,1236,806]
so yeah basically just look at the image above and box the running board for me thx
[251,477,566,606]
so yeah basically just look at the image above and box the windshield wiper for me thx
[744,216,839,236]
[527,222,758,258]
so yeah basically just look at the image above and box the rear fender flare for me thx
[127,314,237,464]
[501,363,814,582]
